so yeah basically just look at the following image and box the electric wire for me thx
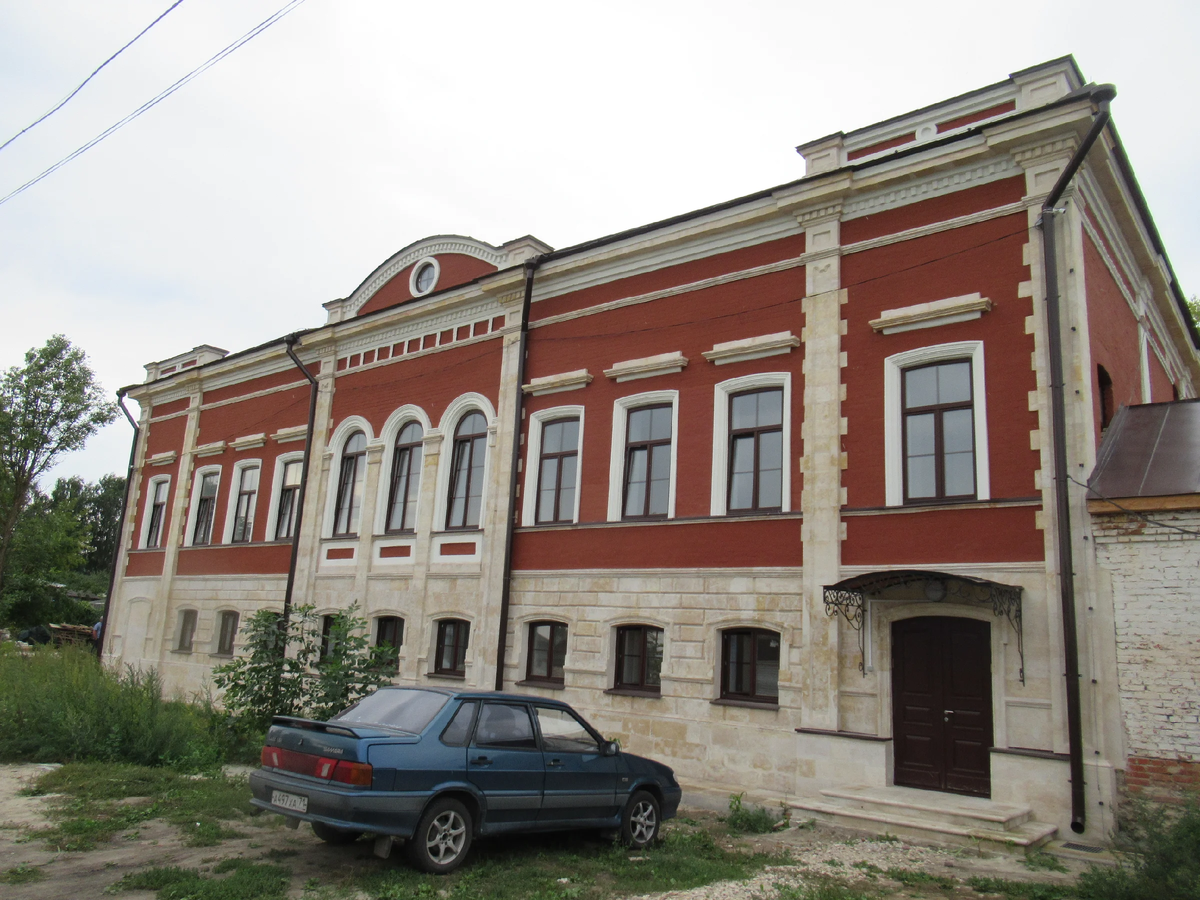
[1068,474,1200,537]
[0,0,187,154]
[0,0,309,209]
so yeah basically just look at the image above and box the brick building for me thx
[105,57,1200,846]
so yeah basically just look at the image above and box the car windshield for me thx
[334,688,451,734]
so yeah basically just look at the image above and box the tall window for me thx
[1098,365,1114,430]
[386,423,423,532]
[720,628,780,703]
[177,609,198,652]
[145,479,169,548]
[623,404,672,519]
[536,417,579,524]
[728,388,783,513]
[319,614,337,661]
[231,466,259,543]
[333,431,367,536]
[435,619,470,676]
[902,360,975,502]
[192,473,219,545]
[376,615,403,671]
[275,460,303,540]
[526,622,567,684]
[615,625,664,693]
[216,611,239,656]
[446,412,487,529]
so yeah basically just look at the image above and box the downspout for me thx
[283,334,320,634]
[1039,83,1115,834]
[98,389,139,656]
[495,257,542,690]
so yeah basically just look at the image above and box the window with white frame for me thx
[227,462,260,543]
[189,470,221,546]
[385,422,423,532]
[273,457,304,540]
[607,391,678,522]
[446,412,487,529]
[521,406,584,526]
[710,373,791,516]
[333,431,367,536]
[883,342,989,507]
[141,476,171,548]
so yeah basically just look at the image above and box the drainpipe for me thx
[98,389,139,657]
[495,257,542,690]
[1039,83,1115,834]
[283,334,320,635]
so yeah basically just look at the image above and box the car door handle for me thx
[547,758,564,767]
[944,710,954,722]
[470,755,492,766]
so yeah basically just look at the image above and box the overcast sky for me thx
[2,0,1197,487]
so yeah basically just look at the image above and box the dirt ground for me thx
[0,764,1091,900]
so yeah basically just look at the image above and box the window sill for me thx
[711,697,779,711]
[436,528,484,535]
[605,687,662,699]
[516,679,565,690]
[426,671,465,681]
[208,652,234,659]
[794,726,890,741]
[169,649,193,655]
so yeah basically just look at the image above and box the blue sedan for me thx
[248,687,682,873]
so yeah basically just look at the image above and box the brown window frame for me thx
[434,619,470,676]
[177,609,198,652]
[375,615,403,671]
[726,387,784,515]
[385,422,423,533]
[615,624,664,693]
[525,621,568,684]
[535,416,580,525]
[333,432,367,537]
[446,413,487,530]
[216,610,239,656]
[145,479,169,548]
[274,460,303,540]
[622,403,672,520]
[230,465,260,543]
[191,472,220,546]
[901,360,976,504]
[720,628,780,703]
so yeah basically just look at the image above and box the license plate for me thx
[271,790,308,813]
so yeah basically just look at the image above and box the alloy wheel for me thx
[426,810,467,864]
[629,799,657,844]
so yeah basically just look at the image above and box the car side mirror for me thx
[603,740,620,757]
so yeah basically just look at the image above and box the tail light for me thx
[260,745,373,786]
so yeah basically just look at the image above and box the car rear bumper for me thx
[249,769,425,838]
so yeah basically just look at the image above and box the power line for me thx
[0,0,188,155]
[0,0,310,209]
[1068,474,1200,538]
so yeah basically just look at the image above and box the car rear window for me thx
[334,689,451,733]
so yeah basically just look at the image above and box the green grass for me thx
[0,644,248,769]
[352,826,784,900]
[1074,795,1200,900]
[1022,850,1069,874]
[724,791,783,834]
[967,875,1074,899]
[109,860,289,899]
[23,762,256,851]
[1,863,46,884]
[885,867,957,890]
[767,878,878,900]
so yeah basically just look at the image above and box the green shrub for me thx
[0,643,223,769]
[1076,794,1200,900]
[725,792,781,834]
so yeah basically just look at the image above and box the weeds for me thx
[25,762,255,851]
[1022,850,1068,873]
[885,867,957,890]
[1,863,46,884]
[1075,794,1200,900]
[767,878,877,900]
[725,792,782,834]
[967,875,1073,899]
[109,860,289,899]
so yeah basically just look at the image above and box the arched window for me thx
[333,431,367,536]
[386,422,423,532]
[446,412,487,529]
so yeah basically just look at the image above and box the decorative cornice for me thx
[870,293,992,334]
[842,157,1018,221]
[147,450,177,466]
[522,369,593,396]
[271,425,308,443]
[194,441,226,458]
[604,352,688,383]
[702,332,800,365]
[230,433,267,451]
[1010,137,1078,167]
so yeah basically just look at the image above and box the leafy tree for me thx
[1188,295,1200,328]
[0,336,116,592]
[212,604,394,730]
[50,473,126,573]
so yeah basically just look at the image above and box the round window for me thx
[414,261,437,294]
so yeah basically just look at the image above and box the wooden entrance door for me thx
[892,616,992,797]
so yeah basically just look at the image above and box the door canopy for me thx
[822,570,1024,683]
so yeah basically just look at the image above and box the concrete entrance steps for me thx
[789,785,1057,853]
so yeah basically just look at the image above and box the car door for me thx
[533,705,618,823]
[467,701,544,826]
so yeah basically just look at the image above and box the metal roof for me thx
[1088,399,1200,499]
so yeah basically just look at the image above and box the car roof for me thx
[372,686,572,707]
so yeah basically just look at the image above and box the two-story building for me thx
[104,57,1200,848]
